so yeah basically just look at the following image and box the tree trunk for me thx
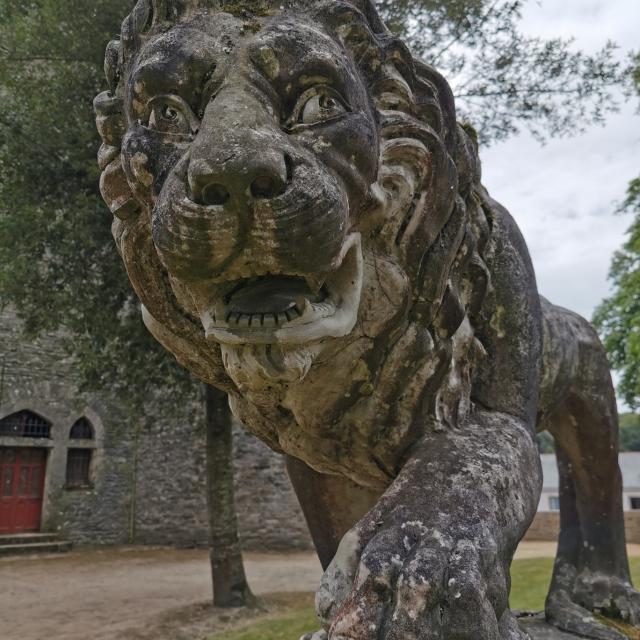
[204,384,256,607]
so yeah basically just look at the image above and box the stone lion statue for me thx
[94,1,639,637]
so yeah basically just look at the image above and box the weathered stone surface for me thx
[519,617,589,639]
[519,615,637,639]
[96,0,640,637]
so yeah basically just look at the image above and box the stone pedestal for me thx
[519,614,636,639]
[519,617,581,639]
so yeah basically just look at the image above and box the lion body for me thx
[95,1,639,637]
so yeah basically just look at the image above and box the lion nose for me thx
[188,153,288,206]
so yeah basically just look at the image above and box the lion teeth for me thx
[313,301,335,315]
[216,298,336,329]
[263,313,277,327]
[304,275,324,294]
[215,300,227,320]
[295,296,311,314]
[203,233,363,346]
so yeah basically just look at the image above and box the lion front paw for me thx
[300,631,328,640]
[546,571,640,640]
[574,572,640,626]
[316,521,521,639]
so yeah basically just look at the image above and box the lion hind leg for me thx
[544,443,629,639]
[541,304,639,635]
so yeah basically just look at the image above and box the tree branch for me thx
[432,0,504,64]
[455,86,604,98]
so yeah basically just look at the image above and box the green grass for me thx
[211,607,320,639]
[210,557,640,639]
[510,557,555,610]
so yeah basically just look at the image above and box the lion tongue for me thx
[227,276,323,315]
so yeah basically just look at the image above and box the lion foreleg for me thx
[313,410,540,640]
[285,456,381,570]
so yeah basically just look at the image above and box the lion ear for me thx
[119,0,180,67]
[341,0,390,34]
[368,35,456,152]
[104,39,121,95]
[94,91,140,222]
[337,0,458,152]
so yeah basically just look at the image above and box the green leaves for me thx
[377,0,627,144]
[593,207,640,409]
[0,0,195,409]
[619,414,640,451]
[592,53,640,408]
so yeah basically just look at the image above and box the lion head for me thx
[95,0,492,489]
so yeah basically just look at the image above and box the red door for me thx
[0,448,47,533]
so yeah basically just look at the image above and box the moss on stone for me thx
[242,18,262,33]
[461,121,479,146]
[594,614,640,639]
[219,0,275,17]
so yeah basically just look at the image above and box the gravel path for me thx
[2,543,639,640]
[0,547,321,640]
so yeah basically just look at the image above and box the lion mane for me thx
[95,0,497,487]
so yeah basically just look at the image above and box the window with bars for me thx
[66,449,92,488]
[630,497,640,511]
[0,410,51,438]
[69,417,93,440]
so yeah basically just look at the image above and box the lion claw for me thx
[299,631,328,640]
[546,595,628,640]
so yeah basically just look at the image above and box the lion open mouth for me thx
[203,234,363,345]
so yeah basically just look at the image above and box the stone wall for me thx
[0,309,312,550]
[524,511,640,544]
[233,427,312,550]
[132,401,209,547]
[624,512,640,544]
[56,403,133,545]
[523,512,560,542]
[133,404,312,550]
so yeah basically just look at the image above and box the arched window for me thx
[69,417,93,440]
[66,418,94,488]
[66,449,92,488]
[0,410,51,438]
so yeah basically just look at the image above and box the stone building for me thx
[0,308,311,550]
[536,452,640,513]
[524,452,640,543]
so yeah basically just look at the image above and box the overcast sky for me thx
[480,0,639,322]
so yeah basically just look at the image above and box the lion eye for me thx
[162,105,179,121]
[146,95,197,136]
[289,87,348,128]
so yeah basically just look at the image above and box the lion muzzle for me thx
[203,232,364,346]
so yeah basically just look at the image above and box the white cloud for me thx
[479,0,639,322]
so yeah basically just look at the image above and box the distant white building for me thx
[538,452,640,513]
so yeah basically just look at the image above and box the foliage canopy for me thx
[593,53,640,409]
[0,0,193,406]
[378,0,627,143]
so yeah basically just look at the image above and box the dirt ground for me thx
[0,547,322,640]
[2,543,639,640]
